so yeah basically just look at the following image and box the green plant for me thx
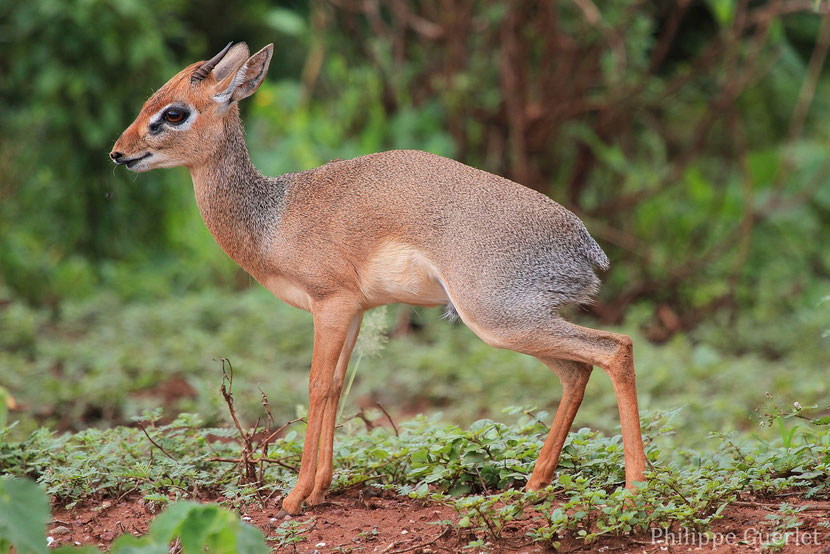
[761,503,808,552]
[269,518,314,550]
[0,478,50,554]
[110,501,269,553]
[0,477,269,554]
[453,490,531,542]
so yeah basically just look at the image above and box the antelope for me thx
[111,42,647,515]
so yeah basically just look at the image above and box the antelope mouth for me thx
[118,153,152,169]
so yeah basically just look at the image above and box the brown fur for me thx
[111,43,647,515]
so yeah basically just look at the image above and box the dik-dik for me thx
[111,42,647,514]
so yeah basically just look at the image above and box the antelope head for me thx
[110,41,273,172]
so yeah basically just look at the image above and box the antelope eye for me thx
[163,108,187,124]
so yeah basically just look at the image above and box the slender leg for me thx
[504,320,647,489]
[602,335,647,489]
[526,359,592,491]
[281,297,361,515]
[306,313,363,505]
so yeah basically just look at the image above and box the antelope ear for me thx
[213,44,273,109]
[211,42,250,82]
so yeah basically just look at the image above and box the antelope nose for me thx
[110,151,124,161]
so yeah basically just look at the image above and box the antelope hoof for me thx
[525,477,550,492]
[306,490,328,506]
[281,493,305,515]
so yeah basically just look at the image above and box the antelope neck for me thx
[189,112,286,272]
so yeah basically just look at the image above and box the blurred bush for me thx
[1,0,181,304]
[0,0,303,304]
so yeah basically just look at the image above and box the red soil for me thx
[47,489,829,552]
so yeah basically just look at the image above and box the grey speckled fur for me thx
[272,148,607,329]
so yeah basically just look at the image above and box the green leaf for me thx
[236,523,270,554]
[0,478,50,554]
[178,507,229,553]
[147,501,200,543]
[144,502,268,554]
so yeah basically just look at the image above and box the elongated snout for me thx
[110,125,154,170]
[110,128,135,165]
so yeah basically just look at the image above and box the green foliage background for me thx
[0,0,828,449]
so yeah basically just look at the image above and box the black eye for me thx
[163,108,187,124]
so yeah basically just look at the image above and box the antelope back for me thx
[111,42,273,171]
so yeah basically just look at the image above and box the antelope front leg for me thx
[307,313,363,506]
[281,297,361,515]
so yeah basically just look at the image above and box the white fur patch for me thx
[263,275,312,311]
[125,154,157,172]
[360,242,449,307]
[126,152,177,172]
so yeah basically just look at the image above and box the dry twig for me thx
[135,421,176,461]
[376,402,399,436]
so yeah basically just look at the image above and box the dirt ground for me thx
[48,488,829,553]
